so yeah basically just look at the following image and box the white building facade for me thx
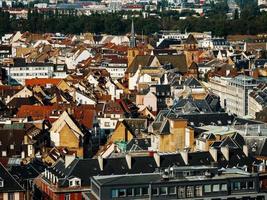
[208,75,260,116]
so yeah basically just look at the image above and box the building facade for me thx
[208,75,259,116]
[91,166,267,200]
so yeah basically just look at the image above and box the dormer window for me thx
[0,178,4,188]
[69,177,81,187]
[69,181,73,186]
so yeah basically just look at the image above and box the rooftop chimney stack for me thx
[209,148,218,162]
[98,156,104,171]
[221,147,229,161]
[243,145,249,157]
[181,150,189,165]
[126,154,132,169]
[65,154,76,168]
[153,152,160,167]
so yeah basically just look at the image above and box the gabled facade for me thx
[150,118,194,152]
[50,111,84,157]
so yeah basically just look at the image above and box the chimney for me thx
[125,154,131,169]
[244,123,248,136]
[221,147,229,161]
[258,125,261,136]
[243,145,249,157]
[209,148,218,162]
[153,152,160,167]
[65,154,76,168]
[181,150,188,165]
[98,156,104,171]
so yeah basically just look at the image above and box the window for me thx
[160,187,168,195]
[134,188,141,196]
[0,180,3,187]
[126,188,133,196]
[141,187,148,195]
[10,144,14,150]
[2,151,6,157]
[241,182,247,190]
[212,184,220,192]
[248,181,254,189]
[75,180,80,186]
[178,186,186,198]
[169,186,176,194]
[221,184,227,191]
[152,188,159,196]
[195,185,202,197]
[204,185,211,193]
[186,186,194,198]
[111,189,118,198]
[232,182,240,190]
[8,193,14,200]
[69,181,73,186]
[64,194,70,200]
[118,189,126,197]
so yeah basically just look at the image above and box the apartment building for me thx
[208,75,259,116]
[248,83,267,118]
[1,58,67,85]
[91,166,267,200]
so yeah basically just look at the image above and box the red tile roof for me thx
[16,104,96,129]
[16,105,56,120]
[25,78,62,87]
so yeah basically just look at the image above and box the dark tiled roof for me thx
[0,163,24,193]
[7,96,39,108]
[219,136,240,149]
[158,119,170,135]
[245,137,267,157]
[157,55,188,73]
[217,148,258,168]
[188,151,214,166]
[185,34,198,45]
[157,39,181,49]
[159,154,185,168]
[167,112,235,127]
[126,55,155,74]
[231,133,245,148]
[184,77,202,88]
[126,138,151,151]
[45,148,259,189]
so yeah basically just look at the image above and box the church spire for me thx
[130,19,136,48]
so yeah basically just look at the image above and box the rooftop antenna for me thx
[142,30,144,44]
[130,18,136,48]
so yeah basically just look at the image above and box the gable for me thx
[59,123,80,148]
[51,111,83,138]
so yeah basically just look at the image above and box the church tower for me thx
[128,19,139,67]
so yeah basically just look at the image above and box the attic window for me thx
[69,181,73,186]
[69,178,81,187]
